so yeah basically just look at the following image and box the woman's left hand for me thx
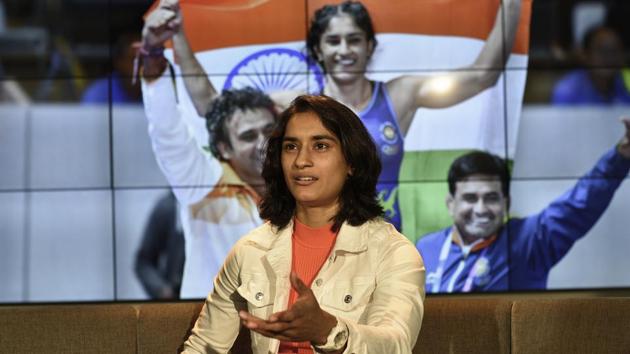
[239,272,337,344]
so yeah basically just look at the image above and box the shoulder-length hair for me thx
[259,95,383,232]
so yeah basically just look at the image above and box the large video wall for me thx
[1,0,629,303]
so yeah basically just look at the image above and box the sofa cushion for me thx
[0,303,136,354]
[511,298,630,354]
[413,297,512,354]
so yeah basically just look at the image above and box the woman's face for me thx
[316,14,374,84]
[281,111,351,211]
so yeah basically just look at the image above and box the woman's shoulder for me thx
[224,223,274,266]
[359,219,413,246]
[356,219,424,267]
[232,221,291,251]
[235,222,275,244]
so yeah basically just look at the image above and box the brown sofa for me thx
[1,296,630,353]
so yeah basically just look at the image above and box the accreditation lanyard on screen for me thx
[431,232,490,293]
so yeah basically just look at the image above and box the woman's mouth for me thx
[294,176,318,185]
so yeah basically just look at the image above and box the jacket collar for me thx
[245,220,371,296]
[247,219,369,254]
[332,222,368,254]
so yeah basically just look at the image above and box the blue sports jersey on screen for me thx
[552,70,630,105]
[82,72,139,104]
[360,81,404,230]
[417,147,630,292]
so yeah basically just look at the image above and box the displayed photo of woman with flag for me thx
[140,0,532,296]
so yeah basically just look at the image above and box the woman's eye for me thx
[283,143,297,151]
[314,143,328,150]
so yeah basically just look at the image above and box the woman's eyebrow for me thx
[312,134,337,141]
[283,134,337,142]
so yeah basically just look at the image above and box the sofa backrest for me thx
[511,298,630,354]
[135,302,201,354]
[2,297,630,353]
[135,302,252,354]
[0,304,137,354]
[414,298,512,354]
[132,298,512,354]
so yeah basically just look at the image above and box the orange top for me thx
[278,219,337,354]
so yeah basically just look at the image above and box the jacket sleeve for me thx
[341,235,426,353]
[522,147,630,271]
[141,69,223,205]
[181,241,245,353]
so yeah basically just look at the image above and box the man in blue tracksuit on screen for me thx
[416,117,630,293]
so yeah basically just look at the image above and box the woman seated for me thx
[181,94,425,354]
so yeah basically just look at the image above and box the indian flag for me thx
[154,0,532,241]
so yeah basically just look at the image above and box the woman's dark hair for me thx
[205,87,276,160]
[259,95,383,232]
[447,151,510,197]
[306,1,378,71]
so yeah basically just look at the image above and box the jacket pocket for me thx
[237,273,274,317]
[321,277,376,313]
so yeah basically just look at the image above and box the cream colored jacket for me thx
[181,219,426,354]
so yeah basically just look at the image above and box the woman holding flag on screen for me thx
[141,0,521,232]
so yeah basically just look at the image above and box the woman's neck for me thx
[323,76,372,112]
[295,204,339,228]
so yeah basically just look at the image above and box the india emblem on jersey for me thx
[473,257,491,286]
[380,122,399,144]
[380,122,401,156]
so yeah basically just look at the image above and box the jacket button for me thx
[315,279,323,287]
[344,295,352,304]
[255,292,264,301]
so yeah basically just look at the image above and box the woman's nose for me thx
[294,147,312,168]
